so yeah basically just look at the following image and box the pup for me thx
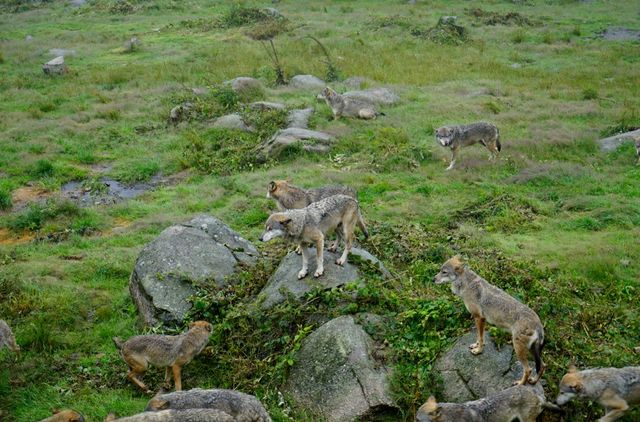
[113,321,212,393]
[320,87,381,120]
[38,409,84,422]
[260,195,368,279]
[146,388,271,421]
[434,257,545,385]
[0,320,20,355]
[416,384,557,422]
[435,122,501,170]
[556,365,640,422]
[104,409,234,422]
[267,180,356,211]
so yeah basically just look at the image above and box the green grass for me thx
[1,0,639,421]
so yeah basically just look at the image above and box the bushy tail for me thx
[496,127,502,152]
[112,337,124,351]
[532,335,545,382]
[357,208,369,239]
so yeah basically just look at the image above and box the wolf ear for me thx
[268,181,276,192]
[568,365,577,373]
[452,255,465,274]
[425,396,438,413]
[281,218,292,225]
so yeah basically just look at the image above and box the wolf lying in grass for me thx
[113,321,212,393]
[104,409,236,422]
[260,194,368,279]
[556,365,640,422]
[435,122,501,170]
[320,87,382,120]
[434,256,545,386]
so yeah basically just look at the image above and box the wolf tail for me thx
[112,336,124,351]
[531,333,545,382]
[496,127,502,152]
[356,207,369,239]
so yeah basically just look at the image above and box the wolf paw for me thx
[335,257,346,266]
[328,245,338,252]
[314,269,324,278]
[470,345,484,355]
[297,269,308,279]
[512,379,525,386]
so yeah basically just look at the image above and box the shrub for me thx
[218,5,273,28]
[8,200,81,231]
[30,159,55,178]
[0,189,12,211]
[412,17,468,45]
[582,87,598,100]
[181,128,260,175]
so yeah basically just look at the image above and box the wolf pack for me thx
[2,89,639,421]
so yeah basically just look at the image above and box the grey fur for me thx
[145,388,271,422]
[635,137,640,165]
[0,320,19,354]
[320,87,381,120]
[435,122,501,170]
[107,409,234,422]
[267,180,355,211]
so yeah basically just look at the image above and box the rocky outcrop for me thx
[256,128,335,160]
[286,107,314,129]
[433,331,523,402]
[129,215,258,326]
[226,77,263,95]
[212,113,254,132]
[598,128,640,152]
[289,75,326,90]
[285,316,399,421]
[257,247,389,310]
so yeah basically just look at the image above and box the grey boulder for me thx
[257,128,335,159]
[212,113,254,132]
[226,77,263,94]
[286,107,314,129]
[285,315,399,421]
[344,87,400,106]
[43,56,67,75]
[598,128,640,152]
[434,331,523,402]
[249,101,286,111]
[129,215,258,326]
[289,74,326,90]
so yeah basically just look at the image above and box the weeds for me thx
[412,17,469,45]
[181,129,260,175]
[8,200,81,232]
[0,189,11,211]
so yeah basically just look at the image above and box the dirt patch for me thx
[0,228,34,245]
[11,186,50,209]
[598,27,640,41]
[466,8,534,26]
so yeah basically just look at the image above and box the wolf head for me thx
[415,396,472,422]
[188,320,213,333]
[556,365,583,405]
[321,86,339,100]
[267,180,291,199]
[259,213,291,242]
[433,256,466,284]
[435,126,456,147]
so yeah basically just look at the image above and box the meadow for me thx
[0,0,639,420]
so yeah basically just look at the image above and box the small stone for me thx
[123,36,141,52]
[43,56,68,75]
[25,35,33,41]
[289,74,326,90]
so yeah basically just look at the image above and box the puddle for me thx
[599,27,640,41]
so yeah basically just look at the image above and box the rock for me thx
[257,247,387,309]
[262,7,282,19]
[598,128,640,152]
[212,113,254,132]
[599,27,640,41]
[42,56,68,75]
[123,37,141,52]
[286,107,314,129]
[49,48,76,57]
[249,101,286,111]
[169,102,194,125]
[25,35,33,41]
[257,128,335,160]
[145,388,271,422]
[70,0,86,6]
[289,74,326,90]
[226,77,263,94]
[285,316,399,421]
[343,87,400,106]
[129,215,258,326]
[434,331,523,402]
[191,87,209,96]
[343,76,369,90]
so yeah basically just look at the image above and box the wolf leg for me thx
[513,337,532,385]
[446,147,458,170]
[314,236,325,277]
[298,244,310,279]
[469,316,485,354]
[598,393,629,422]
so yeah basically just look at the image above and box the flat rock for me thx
[42,56,67,75]
[289,74,326,90]
[226,77,263,94]
[257,128,335,160]
[285,316,399,421]
[129,215,258,326]
[191,87,209,96]
[344,87,400,106]
[257,247,387,309]
[599,27,640,41]
[249,101,286,111]
[434,331,523,402]
[286,107,314,129]
[212,113,254,132]
[69,0,86,6]
[343,76,369,90]
[598,128,640,152]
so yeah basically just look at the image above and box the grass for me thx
[0,0,639,421]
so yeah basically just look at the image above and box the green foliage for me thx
[453,193,541,233]
[241,107,287,140]
[8,200,81,232]
[0,189,11,211]
[181,128,260,175]
[30,160,55,178]
[412,17,468,45]
[218,5,274,28]
[582,87,598,100]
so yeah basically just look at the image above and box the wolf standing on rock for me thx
[434,257,545,386]
[260,194,368,279]
[435,122,501,170]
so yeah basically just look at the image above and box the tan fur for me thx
[0,320,20,355]
[113,321,212,393]
[556,365,640,422]
[104,409,235,421]
[38,409,85,422]
[434,257,545,385]
[320,87,380,120]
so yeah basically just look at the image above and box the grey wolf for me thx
[556,365,640,421]
[104,409,235,422]
[146,388,271,422]
[435,122,501,170]
[37,409,84,422]
[267,180,356,211]
[0,320,20,355]
[320,87,381,120]
[635,136,640,165]
[260,194,368,279]
[434,256,545,385]
[113,321,212,393]
[415,384,557,422]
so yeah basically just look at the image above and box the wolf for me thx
[104,409,235,422]
[434,122,501,170]
[37,409,85,422]
[266,180,356,211]
[635,136,640,165]
[556,365,640,422]
[0,320,20,355]
[260,194,368,279]
[145,388,271,422]
[320,87,382,120]
[434,256,545,385]
[113,321,212,393]
[415,384,558,422]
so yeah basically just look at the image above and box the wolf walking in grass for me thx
[113,321,212,393]
[260,194,368,279]
[435,122,501,170]
[434,256,545,386]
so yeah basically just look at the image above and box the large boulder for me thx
[286,107,314,129]
[598,128,640,152]
[257,128,335,160]
[289,74,326,90]
[226,77,263,95]
[249,101,286,111]
[285,316,399,421]
[433,331,523,402]
[257,247,388,310]
[129,215,258,326]
[344,87,400,106]
[42,56,67,75]
[212,113,254,132]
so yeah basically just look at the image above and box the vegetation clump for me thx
[466,8,534,26]
[412,17,469,45]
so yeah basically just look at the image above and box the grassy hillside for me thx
[1,0,639,420]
